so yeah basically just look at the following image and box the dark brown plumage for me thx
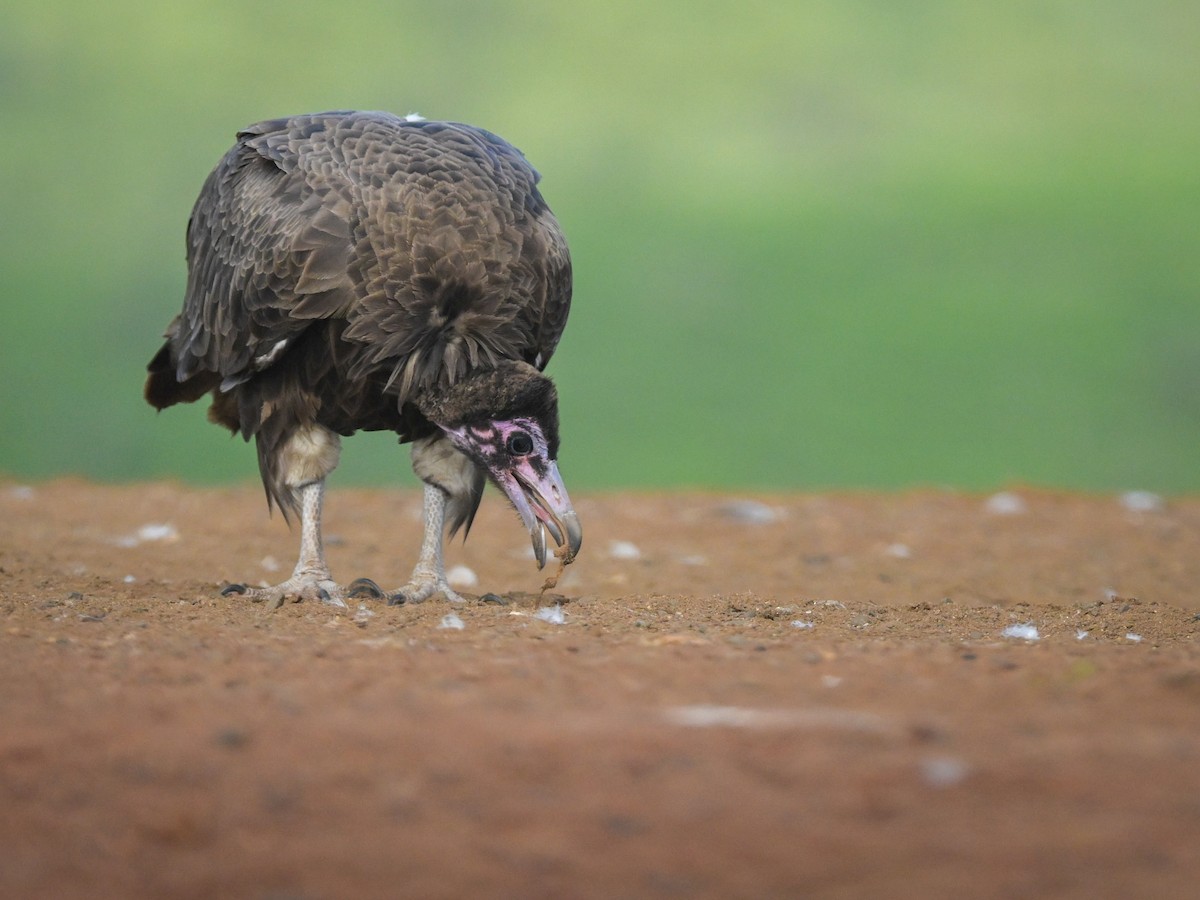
[146,111,581,606]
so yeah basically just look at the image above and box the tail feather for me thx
[144,341,218,410]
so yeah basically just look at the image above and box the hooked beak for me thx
[496,459,582,569]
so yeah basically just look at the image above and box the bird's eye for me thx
[506,432,534,456]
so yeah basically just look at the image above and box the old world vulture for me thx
[145,110,582,606]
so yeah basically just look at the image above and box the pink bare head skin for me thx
[441,416,581,568]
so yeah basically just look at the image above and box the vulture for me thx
[145,110,581,606]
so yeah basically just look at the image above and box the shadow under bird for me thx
[145,110,582,607]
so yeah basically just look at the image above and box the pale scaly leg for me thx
[222,478,347,609]
[348,483,465,606]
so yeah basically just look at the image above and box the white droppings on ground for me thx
[1126,632,1143,643]
[438,613,465,631]
[9,485,35,501]
[446,565,478,588]
[534,605,566,625]
[885,542,912,559]
[920,756,970,788]
[1120,490,1164,513]
[1001,622,1039,641]
[678,554,708,566]
[821,675,843,688]
[718,500,780,524]
[123,575,136,584]
[260,555,280,573]
[608,540,641,560]
[985,491,1027,515]
[1076,630,1089,640]
[791,620,815,629]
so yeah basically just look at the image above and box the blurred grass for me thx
[2,0,1198,491]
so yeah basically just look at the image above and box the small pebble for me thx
[1120,490,1164,513]
[438,613,465,631]
[608,540,641,560]
[791,620,815,630]
[1126,632,1143,643]
[985,492,1026,515]
[215,728,250,749]
[718,500,779,524]
[813,599,846,609]
[116,523,179,548]
[136,523,178,543]
[920,756,970,788]
[446,565,478,588]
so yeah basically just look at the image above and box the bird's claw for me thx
[348,577,417,605]
[347,576,411,605]
[347,575,464,605]
[218,575,347,609]
[347,577,386,600]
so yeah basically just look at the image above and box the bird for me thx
[145,110,582,607]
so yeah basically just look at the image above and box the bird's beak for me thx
[496,459,582,569]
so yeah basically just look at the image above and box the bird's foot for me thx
[347,575,465,606]
[221,571,348,610]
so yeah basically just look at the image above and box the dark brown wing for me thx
[517,202,572,372]
[167,113,358,394]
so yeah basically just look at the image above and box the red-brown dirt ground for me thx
[2,479,1199,898]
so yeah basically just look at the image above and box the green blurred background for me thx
[3,1,1198,492]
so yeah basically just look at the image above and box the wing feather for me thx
[169,115,355,388]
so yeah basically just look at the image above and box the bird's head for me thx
[416,360,582,569]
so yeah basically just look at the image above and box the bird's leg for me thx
[222,426,347,609]
[223,478,347,609]
[404,482,467,603]
[349,483,465,605]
